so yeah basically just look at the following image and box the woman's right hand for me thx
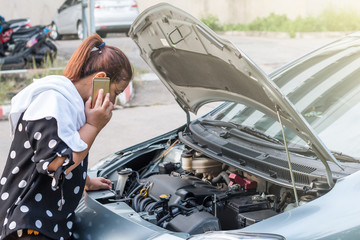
[85,89,114,132]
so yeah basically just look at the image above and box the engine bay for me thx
[100,139,328,235]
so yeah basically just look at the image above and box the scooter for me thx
[0,25,57,70]
[0,17,32,56]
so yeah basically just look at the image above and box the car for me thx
[72,3,360,240]
[50,0,139,40]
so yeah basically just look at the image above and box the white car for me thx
[50,0,139,39]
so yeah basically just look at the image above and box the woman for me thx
[0,34,132,239]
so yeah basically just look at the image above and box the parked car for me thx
[50,0,139,40]
[72,3,360,240]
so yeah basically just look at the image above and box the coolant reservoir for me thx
[181,151,193,171]
[115,168,132,198]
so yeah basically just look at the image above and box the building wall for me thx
[0,0,359,26]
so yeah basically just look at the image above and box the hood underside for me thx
[128,3,342,185]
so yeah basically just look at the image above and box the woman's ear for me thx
[94,72,107,78]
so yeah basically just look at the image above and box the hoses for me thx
[169,204,195,212]
[212,171,230,185]
[132,194,143,212]
[157,213,171,226]
[127,184,144,198]
[139,198,153,212]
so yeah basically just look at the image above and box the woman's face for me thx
[109,80,129,104]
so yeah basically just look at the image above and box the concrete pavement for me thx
[0,34,341,173]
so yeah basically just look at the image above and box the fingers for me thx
[94,89,104,108]
[98,177,112,190]
[85,96,92,110]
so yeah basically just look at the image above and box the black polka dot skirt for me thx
[0,116,88,240]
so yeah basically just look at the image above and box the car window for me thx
[208,103,308,149]
[208,36,360,158]
[271,35,360,157]
[72,0,81,6]
[59,0,74,11]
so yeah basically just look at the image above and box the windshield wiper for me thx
[331,151,360,163]
[200,119,283,145]
[199,119,314,154]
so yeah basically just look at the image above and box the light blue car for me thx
[73,4,360,240]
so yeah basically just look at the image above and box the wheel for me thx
[98,32,107,38]
[50,23,62,40]
[77,21,84,40]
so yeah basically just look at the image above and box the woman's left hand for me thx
[85,176,112,191]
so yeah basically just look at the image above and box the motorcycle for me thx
[0,23,57,70]
[0,16,31,55]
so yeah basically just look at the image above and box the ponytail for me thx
[63,33,132,84]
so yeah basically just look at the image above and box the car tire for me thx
[50,23,62,40]
[77,21,84,40]
[98,32,107,38]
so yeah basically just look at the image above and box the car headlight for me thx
[189,231,285,240]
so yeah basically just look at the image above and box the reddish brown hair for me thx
[63,34,132,83]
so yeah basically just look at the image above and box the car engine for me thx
[108,143,320,235]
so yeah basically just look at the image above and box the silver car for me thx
[72,3,360,240]
[50,0,139,39]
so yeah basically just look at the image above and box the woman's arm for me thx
[85,175,112,191]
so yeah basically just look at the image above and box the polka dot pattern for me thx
[51,178,57,188]
[9,221,16,230]
[35,220,42,228]
[67,221,73,229]
[42,162,49,171]
[18,180,27,188]
[0,177,6,185]
[65,172,73,180]
[12,166,20,174]
[24,141,31,149]
[1,117,89,239]
[34,132,42,140]
[35,193,42,202]
[10,151,16,159]
[46,210,53,217]
[74,186,80,194]
[48,139,57,149]
[20,205,29,213]
[57,198,65,207]
[1,192,9,200]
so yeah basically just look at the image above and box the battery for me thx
[238,209,278,228]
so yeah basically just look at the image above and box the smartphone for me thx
[91,77,110,108]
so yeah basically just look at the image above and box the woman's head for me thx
[63,34,132,103]
[64,34,132,84]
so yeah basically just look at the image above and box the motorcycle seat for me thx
[12,26,43,39]
[7,19,28,25]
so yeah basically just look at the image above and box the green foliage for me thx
[201,8,360,37]
[0,58,65,105]
[200,14,222,31]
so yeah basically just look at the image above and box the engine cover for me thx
[146,174,225,205]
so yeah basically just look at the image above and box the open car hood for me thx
[128,3,342,186]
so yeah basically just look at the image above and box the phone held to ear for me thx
[91,77,110,108]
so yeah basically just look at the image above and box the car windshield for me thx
[208,34,360,158]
